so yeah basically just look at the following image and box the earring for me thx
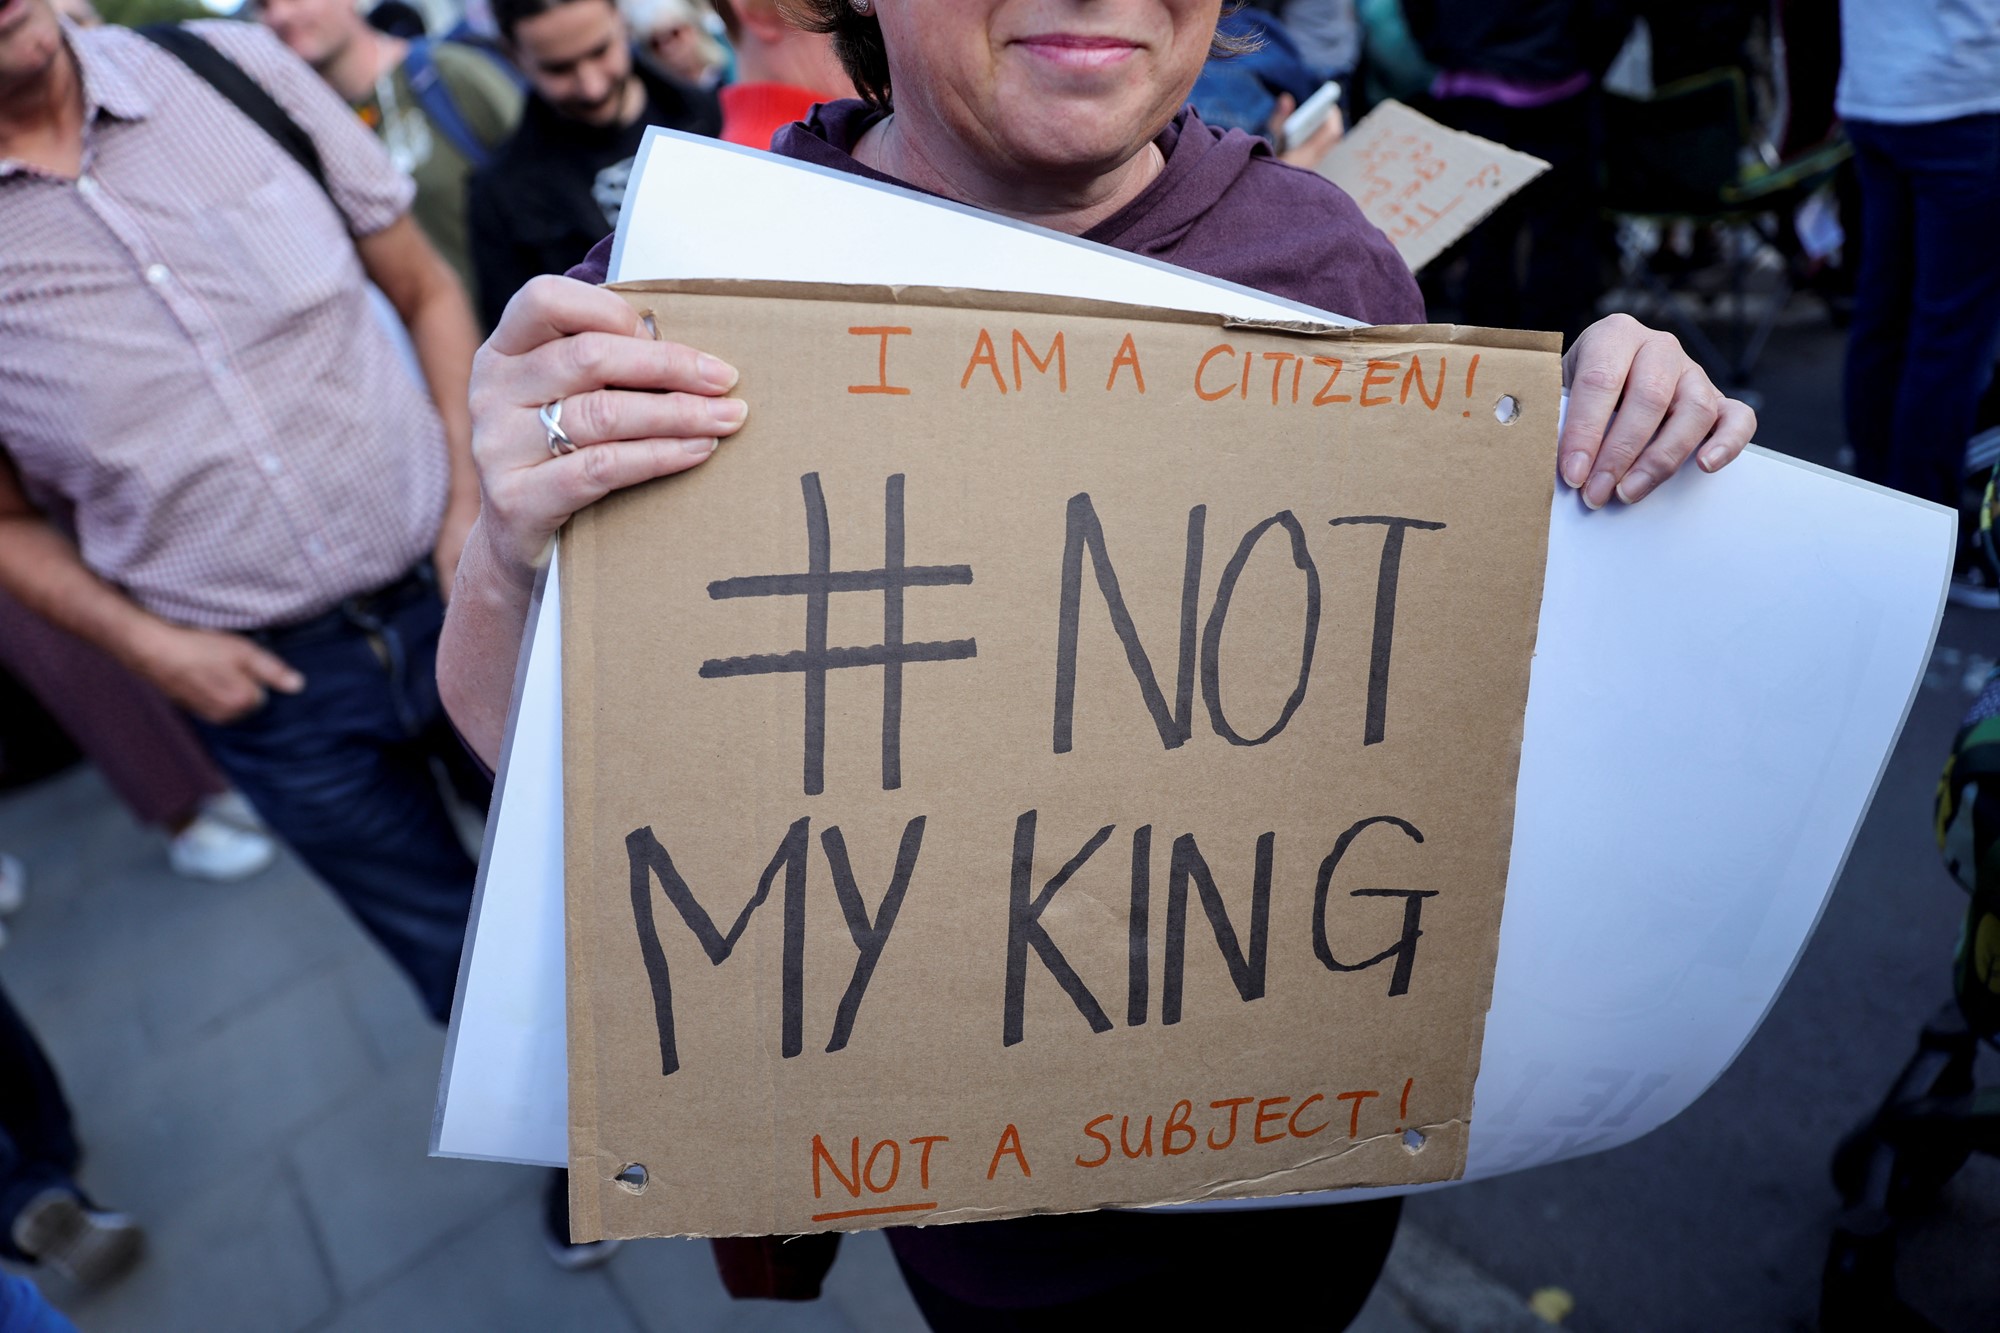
[851,0,873,13]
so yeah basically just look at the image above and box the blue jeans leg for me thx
[193,581,478,1023]
[1844,114,2000,524]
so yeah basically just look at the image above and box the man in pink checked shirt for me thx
[0,0,485,1025]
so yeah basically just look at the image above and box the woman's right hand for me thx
[468,274,748,585]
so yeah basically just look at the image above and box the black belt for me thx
[251,564,434,651]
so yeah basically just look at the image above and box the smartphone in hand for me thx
[1281,80,1344,153]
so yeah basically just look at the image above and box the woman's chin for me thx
[986,132,1142,185]
[979,101,1163,179]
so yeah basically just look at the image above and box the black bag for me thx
[139,24,346,229]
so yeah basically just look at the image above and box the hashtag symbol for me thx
[700,473,977,796]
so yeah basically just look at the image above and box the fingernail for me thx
[698,355,738,391]
[1583,473,1614,510]
[711,398,747,428]
[1699,445,1727,471]
[682,437,717,459]
[1561,451,1591,488]
[1615,471,1654,504]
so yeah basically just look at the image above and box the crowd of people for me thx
[1,0,1994,1329]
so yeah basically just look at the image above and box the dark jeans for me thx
[1844,114,2000,526]
[888,1196,1401,1329]
[0,984,79,1265]
[191,568,486,1023]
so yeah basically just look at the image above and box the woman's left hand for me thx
[1558,314,1758,507]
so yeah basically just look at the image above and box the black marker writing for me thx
[1326,517,1446,746]
[821,817,926,1053]
[1312,815,1435,997]
[1053,494,1205,754]
[1004,810,1116,1046]
[627,816,927,1075]
[1162,831,1274,1024]
[702,473,977,795]
[1201,512,1321,747]
[626,819,808,1076]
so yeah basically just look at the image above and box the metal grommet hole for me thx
[1494,395,1521,425]
[614,1163,649,1194]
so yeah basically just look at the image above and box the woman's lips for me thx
[1012,33,1143,72]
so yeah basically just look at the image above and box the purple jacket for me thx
[569,100,1424,326]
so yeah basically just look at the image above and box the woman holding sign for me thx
[441,0,1755,1323]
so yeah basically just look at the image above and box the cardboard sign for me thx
[561,279,1560,1240]
[1318,101,1551,273]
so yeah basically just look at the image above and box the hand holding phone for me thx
[1280,80,1344,154]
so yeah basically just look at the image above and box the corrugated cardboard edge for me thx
[560,527,612,1242]
[576,280,1562,1234]
[608,278,1564,356]
[1461,367,1561,1180]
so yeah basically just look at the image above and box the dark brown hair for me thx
[777,2,1256,110]
[492,0,598,43]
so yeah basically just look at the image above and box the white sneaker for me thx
[167,813,277,883]
[201,790,266,831]
[0,853,25,916]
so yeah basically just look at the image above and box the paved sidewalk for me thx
[0,765,1518,1332]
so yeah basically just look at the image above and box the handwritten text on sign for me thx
[562,282,1560,1239]
[1316,100,1552,272]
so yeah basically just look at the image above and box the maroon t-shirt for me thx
[568,100,1425,326]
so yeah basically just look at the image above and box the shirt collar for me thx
[70,19,154,124]
[0,20,136,180]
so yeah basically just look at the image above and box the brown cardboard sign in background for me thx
[1318,101,1552,273]
[562,281,1561,1240]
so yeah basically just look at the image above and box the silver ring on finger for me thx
[540,399,578,457]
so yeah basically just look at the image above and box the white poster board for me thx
[435,133,1952,1183]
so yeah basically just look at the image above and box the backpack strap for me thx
[446,31,530,92]
[138,24,340,222]
[402,38,495,171]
